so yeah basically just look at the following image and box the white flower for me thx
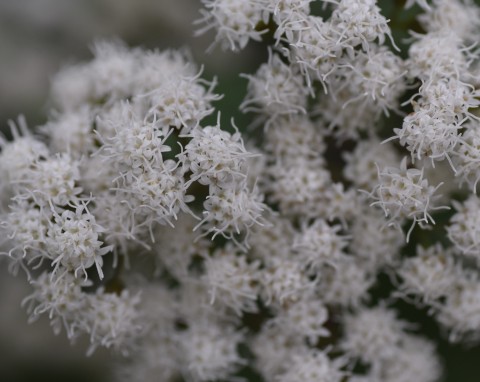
[250,324,305,379]
[83,288,142,356]
[97,102,172,174]
[198,183,267,243]
[152,213,209,280]
[47,203,112,280]
[418,0,480,41]
[6,5,480,380]
[273,292,330,342]
[339,47,406,113]
[180,122,253,187]
[318,257,374,307]
[397,244,457,303]
[287,16,340,86]
[0,117,49,196]
[323,182,359,223]
[447,196,480,258]
[349,205,404,270]
[343,138,399,190]
[2,200,51,263]
[377,335,442,382]
[90,192,148,263]
[79,154,118,194]
[314,85,379,139]
[123,160,193,226]
[293,219,349,269]
[264,115,326,160]
[408,32,467,80]
[25,153,82,207]
[267,0,311,41]
[130,280,178,335]
[146,75,220,133]
[277,349,345,382]
[50,63,93,111]
[203,247,261,314]
[341,306,407,364]
[133,48,197,94]
[249,216,295,263]
[404,0,430,10]
[89,40,138,101]
[267,158,332,218]
[180,320,244,381]
[453,125,480,192]
[241,52,309,118]
[418,77,480,119]
[436,270,480,341]
[261,257,314,306]
[41,107,95,156]
[331,0,394,52]
[115,334,180,382]
[22,271,88,340]
[369,157,445,240]
[196,0,267,52]
[174,281,213,322]
[393,107,461,162]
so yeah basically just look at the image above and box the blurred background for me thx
[1,1,480,381]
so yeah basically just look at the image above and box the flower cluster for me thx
[0,41,266,361]
[4,0,480,381]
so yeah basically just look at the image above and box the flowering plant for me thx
[2,0,480,381]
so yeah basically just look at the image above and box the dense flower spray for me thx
[2,1,480,381]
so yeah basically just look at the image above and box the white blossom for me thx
[4,3,479,380]
[273,292,330,342]
[180,320,244,381]
[0,117,49,197]
[203,247,261,314]
[376,335,442,382]
[418,0,480,41]
[397,244,457,303]
[318,257,374,306]
[22,271,89,340]
[293,218,349,269]
[180,121,253,187]
[241,52,309,118]
[330,0,395,53]
[198,183,267,243]
[343,138,399,190]
[447,196,480,258]
[196,0,267,51]
[261,257,314,306]
[47,203,112,280]
[369,157,446,240]
[83,288,142,355]
[341,306,407,364]
[24,153,82,207]
[277,349,345,382]
[146,75,221,133]
[41,107,95,156]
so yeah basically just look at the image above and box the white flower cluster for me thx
[4,0,480,381]
[192,0,480,381]
[0,41,267,362]
[390,0,480,192]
